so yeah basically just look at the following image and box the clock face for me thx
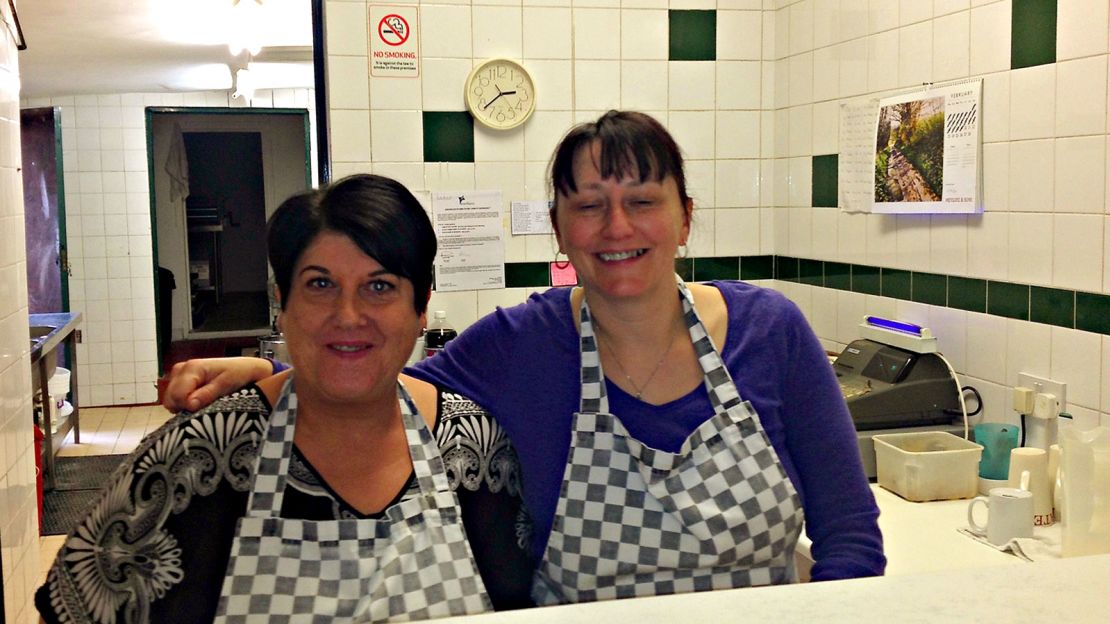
[465,59,536,130]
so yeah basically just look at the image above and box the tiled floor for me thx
[37,404,174,591]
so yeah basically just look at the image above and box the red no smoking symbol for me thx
[378,14,409,46]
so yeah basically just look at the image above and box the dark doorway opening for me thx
[183,131,269,332]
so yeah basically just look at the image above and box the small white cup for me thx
[967,487,1034,546]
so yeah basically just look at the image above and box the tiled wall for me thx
[2,1,42,620]
[18,89,317,407]
[770,0,1110,429]
[326,0,1108,428]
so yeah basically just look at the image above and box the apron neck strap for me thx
[245,378,451,516]
[577,275,744,413]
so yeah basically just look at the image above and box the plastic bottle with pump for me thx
[423,310,457,359]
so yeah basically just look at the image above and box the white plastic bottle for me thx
[423,310,457,359]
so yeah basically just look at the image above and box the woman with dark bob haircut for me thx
[164,111,885,605]
[36,174,533,623]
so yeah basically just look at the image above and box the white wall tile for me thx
[370,110,423,162]
[1056,56,1108,137]
[788,0,815,55]
[716,111,761,159]
[573,9,621,59]
[930,214,969,275]
[717,10,764,60]
[969,0,1010,76]
[521,9,571,59]
[1054,136,1106,214]
[867,30,900,93]
[573,61,621,110]
[931,9,969,82]
[813,0,840,48]
[421,5,473,58]
[1053,214,1104,292]
[422,58,471,111]
[528,60,573,111]
[981,71,1010,143]
[670,62,717,110]
[1005,319,1053,387]
[812,46,840,102]
[621,61,669,111]
[1008,139,1054,214]
[473,6,524,59]
[838,39,869,98]
[620,9,668,60]
[1007,212,1053,285]
[1050,327,1103,410]
[717,61,762,110]
[811,101,838,154]
[899,21,933,88]
[1057,0,1109,61]
[967,212,1008,281]
[869,0,899,34]
[1010,64,1056,141]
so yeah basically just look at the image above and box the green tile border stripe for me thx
[490,256,1110,337]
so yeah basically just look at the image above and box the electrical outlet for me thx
[1017,373,1066,415]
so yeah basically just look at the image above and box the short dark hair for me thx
[267,174,436,314]
[549,110,690,209]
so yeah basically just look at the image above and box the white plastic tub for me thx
[48,367,70,399]
[873,431,983,502]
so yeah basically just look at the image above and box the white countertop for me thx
[796,483,1021,576]
[438,554,1108,623]
[434,483,1110,623]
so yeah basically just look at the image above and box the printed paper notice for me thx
[873,80,982,214]
[839,99,879,213]
[432,191,505,292]
[510,200,553,235]
[369,5,419,77]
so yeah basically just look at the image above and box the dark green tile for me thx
[1011,0,1056,70]
[987,281,1030,321]
[422,111,474,162]
[669,10,716,61]
[776,256,800,282]
[674,257,694,282]
[852,265,881,296]
[693,256,739,281]
[812,154,838,208]
[881,268,911,300]
[1076,292,1110,335]
[825,261,851,291]
[912,272,947,306]
[504,262,549,288]
[740,255,774,281]
[799,259,824,286]
[1030,286,1074,328]
[948,276,986,313]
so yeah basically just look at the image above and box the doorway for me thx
[148,108,311,369]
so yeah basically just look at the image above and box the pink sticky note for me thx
[550,261,578,287]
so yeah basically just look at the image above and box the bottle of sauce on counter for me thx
[423,310,457,358]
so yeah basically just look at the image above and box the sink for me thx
[30,325,59,393]
[30,325,56,341]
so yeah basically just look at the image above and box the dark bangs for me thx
[550,110,689,203]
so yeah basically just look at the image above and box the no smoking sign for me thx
[369,5,419,77]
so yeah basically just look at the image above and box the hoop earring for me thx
[554,250,571,270]
[677,244,688,259]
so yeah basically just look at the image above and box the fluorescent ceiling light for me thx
[155,0,311,48]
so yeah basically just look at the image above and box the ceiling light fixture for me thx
[227,0,265,56]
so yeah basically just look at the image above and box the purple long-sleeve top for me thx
[408,281,884,581]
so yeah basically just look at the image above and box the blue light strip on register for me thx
[864,316,924,336]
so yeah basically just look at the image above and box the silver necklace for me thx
[599,328,679,400]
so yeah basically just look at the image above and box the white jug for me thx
[1059,425,1110,557]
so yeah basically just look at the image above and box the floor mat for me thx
[42,454,128,536]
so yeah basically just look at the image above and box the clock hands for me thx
[482,85,518,110]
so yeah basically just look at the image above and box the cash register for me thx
[834,317,965,478]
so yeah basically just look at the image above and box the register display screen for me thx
[860,346,914,384]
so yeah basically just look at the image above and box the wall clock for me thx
[464,58,536,130]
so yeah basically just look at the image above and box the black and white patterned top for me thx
[36,384,534,624]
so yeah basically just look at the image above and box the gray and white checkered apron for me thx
[215,378,493,622]
[531,276,805,605]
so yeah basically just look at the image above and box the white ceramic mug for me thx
[1009,447,1054,526]
[967,487,1034,546]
